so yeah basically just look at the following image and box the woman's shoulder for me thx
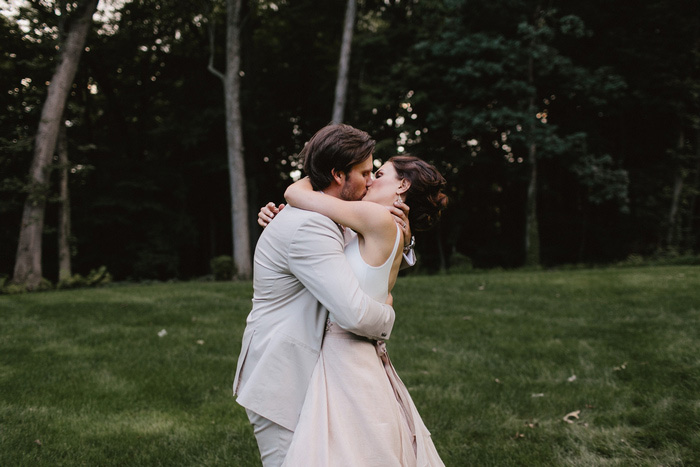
[347,202,397,249]
[356,201,396,230]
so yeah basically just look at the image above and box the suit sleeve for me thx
[288,216,395,340]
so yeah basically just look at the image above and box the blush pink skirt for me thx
[282,321,444,467]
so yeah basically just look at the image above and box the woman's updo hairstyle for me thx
[388,155,448,231]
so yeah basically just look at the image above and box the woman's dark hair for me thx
[389,155,448,231]
[302,124,376,191]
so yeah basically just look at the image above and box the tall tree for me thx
[331,0,356,123]
[209,0,252,279]
[666,130,686,250]
[12,0,99,290]
[57,122,72,281]
[57,0,73,282]
[684,129,700,250]
[523,8,542,266]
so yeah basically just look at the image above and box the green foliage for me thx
[618,251,700,268]
[1,266,111,294]
[57,273,87,290]
[0,283,28,295]
[56,265,112,290]
[446,251,473,274]
[1,0,698,279]
[210,255,235,281]
[571,153,629,209]
[0,277,52,295]
[0,275,25,295]
[35,278,53,291]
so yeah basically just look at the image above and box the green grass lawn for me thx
[1,266,699,466]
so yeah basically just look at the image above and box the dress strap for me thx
[390,223,402,259]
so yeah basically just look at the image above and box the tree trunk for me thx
[525,138,540,266]
[331,0,356,124]
[683,127,700,251]
[224,0,251,279]
[666,129,685,250]
[436,226,447,272]
[57,122,72,281]
[577,189,588,262]
[12,0,99,290]
[524,55,540,266]
[207,0,252,279]
[667,174,684,249]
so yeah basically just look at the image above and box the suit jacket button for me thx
[381,332,387,337]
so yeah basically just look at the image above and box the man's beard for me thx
[339,183,365,201]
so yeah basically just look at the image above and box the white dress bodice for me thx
[344,225,401,302]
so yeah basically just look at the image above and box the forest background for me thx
[1,0,699,286]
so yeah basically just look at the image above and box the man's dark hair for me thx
[301,124,375,191]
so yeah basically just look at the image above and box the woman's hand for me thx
[258,202,285,228]
[385,293,393,307]
[386,198,412,245]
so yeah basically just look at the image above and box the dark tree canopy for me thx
[1,0,699,282]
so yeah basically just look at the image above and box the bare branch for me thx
[207,19,225,82]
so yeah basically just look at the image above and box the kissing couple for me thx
[233,123,448,466]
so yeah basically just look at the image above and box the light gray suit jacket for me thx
[233,206,395,431]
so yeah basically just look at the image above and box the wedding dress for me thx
[282,226,444,466]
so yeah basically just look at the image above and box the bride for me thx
[281,155,448,466]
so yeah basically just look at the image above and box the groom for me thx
[233,124,412,467]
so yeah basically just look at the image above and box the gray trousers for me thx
[245,409,294,467]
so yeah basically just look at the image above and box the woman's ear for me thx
[330,168,345,186]
[397,178,411,195]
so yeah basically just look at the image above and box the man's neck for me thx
[320,184,342,199]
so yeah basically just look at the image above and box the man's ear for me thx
[397,178,411,195]
[331,168,345,185]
